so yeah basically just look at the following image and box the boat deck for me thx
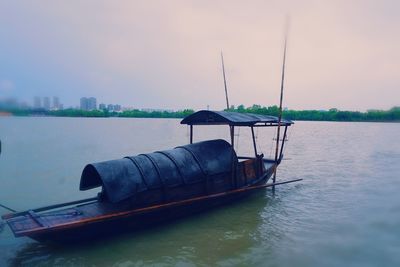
[5,200,130,236]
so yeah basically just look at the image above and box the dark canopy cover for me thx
[181,110,293,126]
[80,139,237,203]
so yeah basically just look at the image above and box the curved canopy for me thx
[80,139,237,203]
[181,110,293,126]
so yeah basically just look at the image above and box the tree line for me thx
[228,105,400,122]
[2,105,400,122]
[47,108,195,118]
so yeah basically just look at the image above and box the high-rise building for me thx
[34,96,42,109]
[80,97,87,110]
[43,97,50,110]
[53,96,60,110]
[88,97,97,110]
[99,103,106,110]
[80,97,97,111]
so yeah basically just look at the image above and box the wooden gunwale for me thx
[12,177,301,237]
[2,197,98,220]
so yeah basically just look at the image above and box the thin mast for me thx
[221,51,230,110]
[272,21,289,192]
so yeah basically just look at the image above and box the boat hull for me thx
[28,172,272,243]
[3,157,275,243]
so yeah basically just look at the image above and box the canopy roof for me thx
[181,110,293,126]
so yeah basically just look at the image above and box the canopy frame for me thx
[181,110,293,127]
[182,110,292,160]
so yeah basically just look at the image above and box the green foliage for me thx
[47,108,195,119]
[4,109,30,116]
[229,105,400,122]
[4,105,400,122]
[48,109,109,117]
[2,107,195,119]
[119,109,194,118]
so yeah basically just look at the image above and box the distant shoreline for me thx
[3,115,399,123]
[1,105,399,123]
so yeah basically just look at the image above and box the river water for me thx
[0,117,399,266]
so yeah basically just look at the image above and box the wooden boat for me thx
[1,110,299,243]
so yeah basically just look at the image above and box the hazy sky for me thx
[0,0,399,110]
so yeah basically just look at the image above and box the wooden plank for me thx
[28,210,49,228]
[1,197,97,220]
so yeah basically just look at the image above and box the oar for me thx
[0,203,16,213]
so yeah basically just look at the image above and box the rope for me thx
[0,203,16,213]
[282,127,295,156]
[269,130,275,158]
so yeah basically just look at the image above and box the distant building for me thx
[52,96,60,110]
[113,104,121,112]
[99,103,106,110]
[34,97,42,109]
[88,97,97,110]
[80,97,97,111]
[102,104,122,112]
[43,97,50,110]
[122,106,134,111]
[141,108,174,113]
[80,97,87,110]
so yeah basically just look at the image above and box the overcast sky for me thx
[0,0,399,111]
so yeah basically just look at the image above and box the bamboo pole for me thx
[221,51,230,110]
[273,20,289,192]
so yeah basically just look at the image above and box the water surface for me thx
[0,117,399,266]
